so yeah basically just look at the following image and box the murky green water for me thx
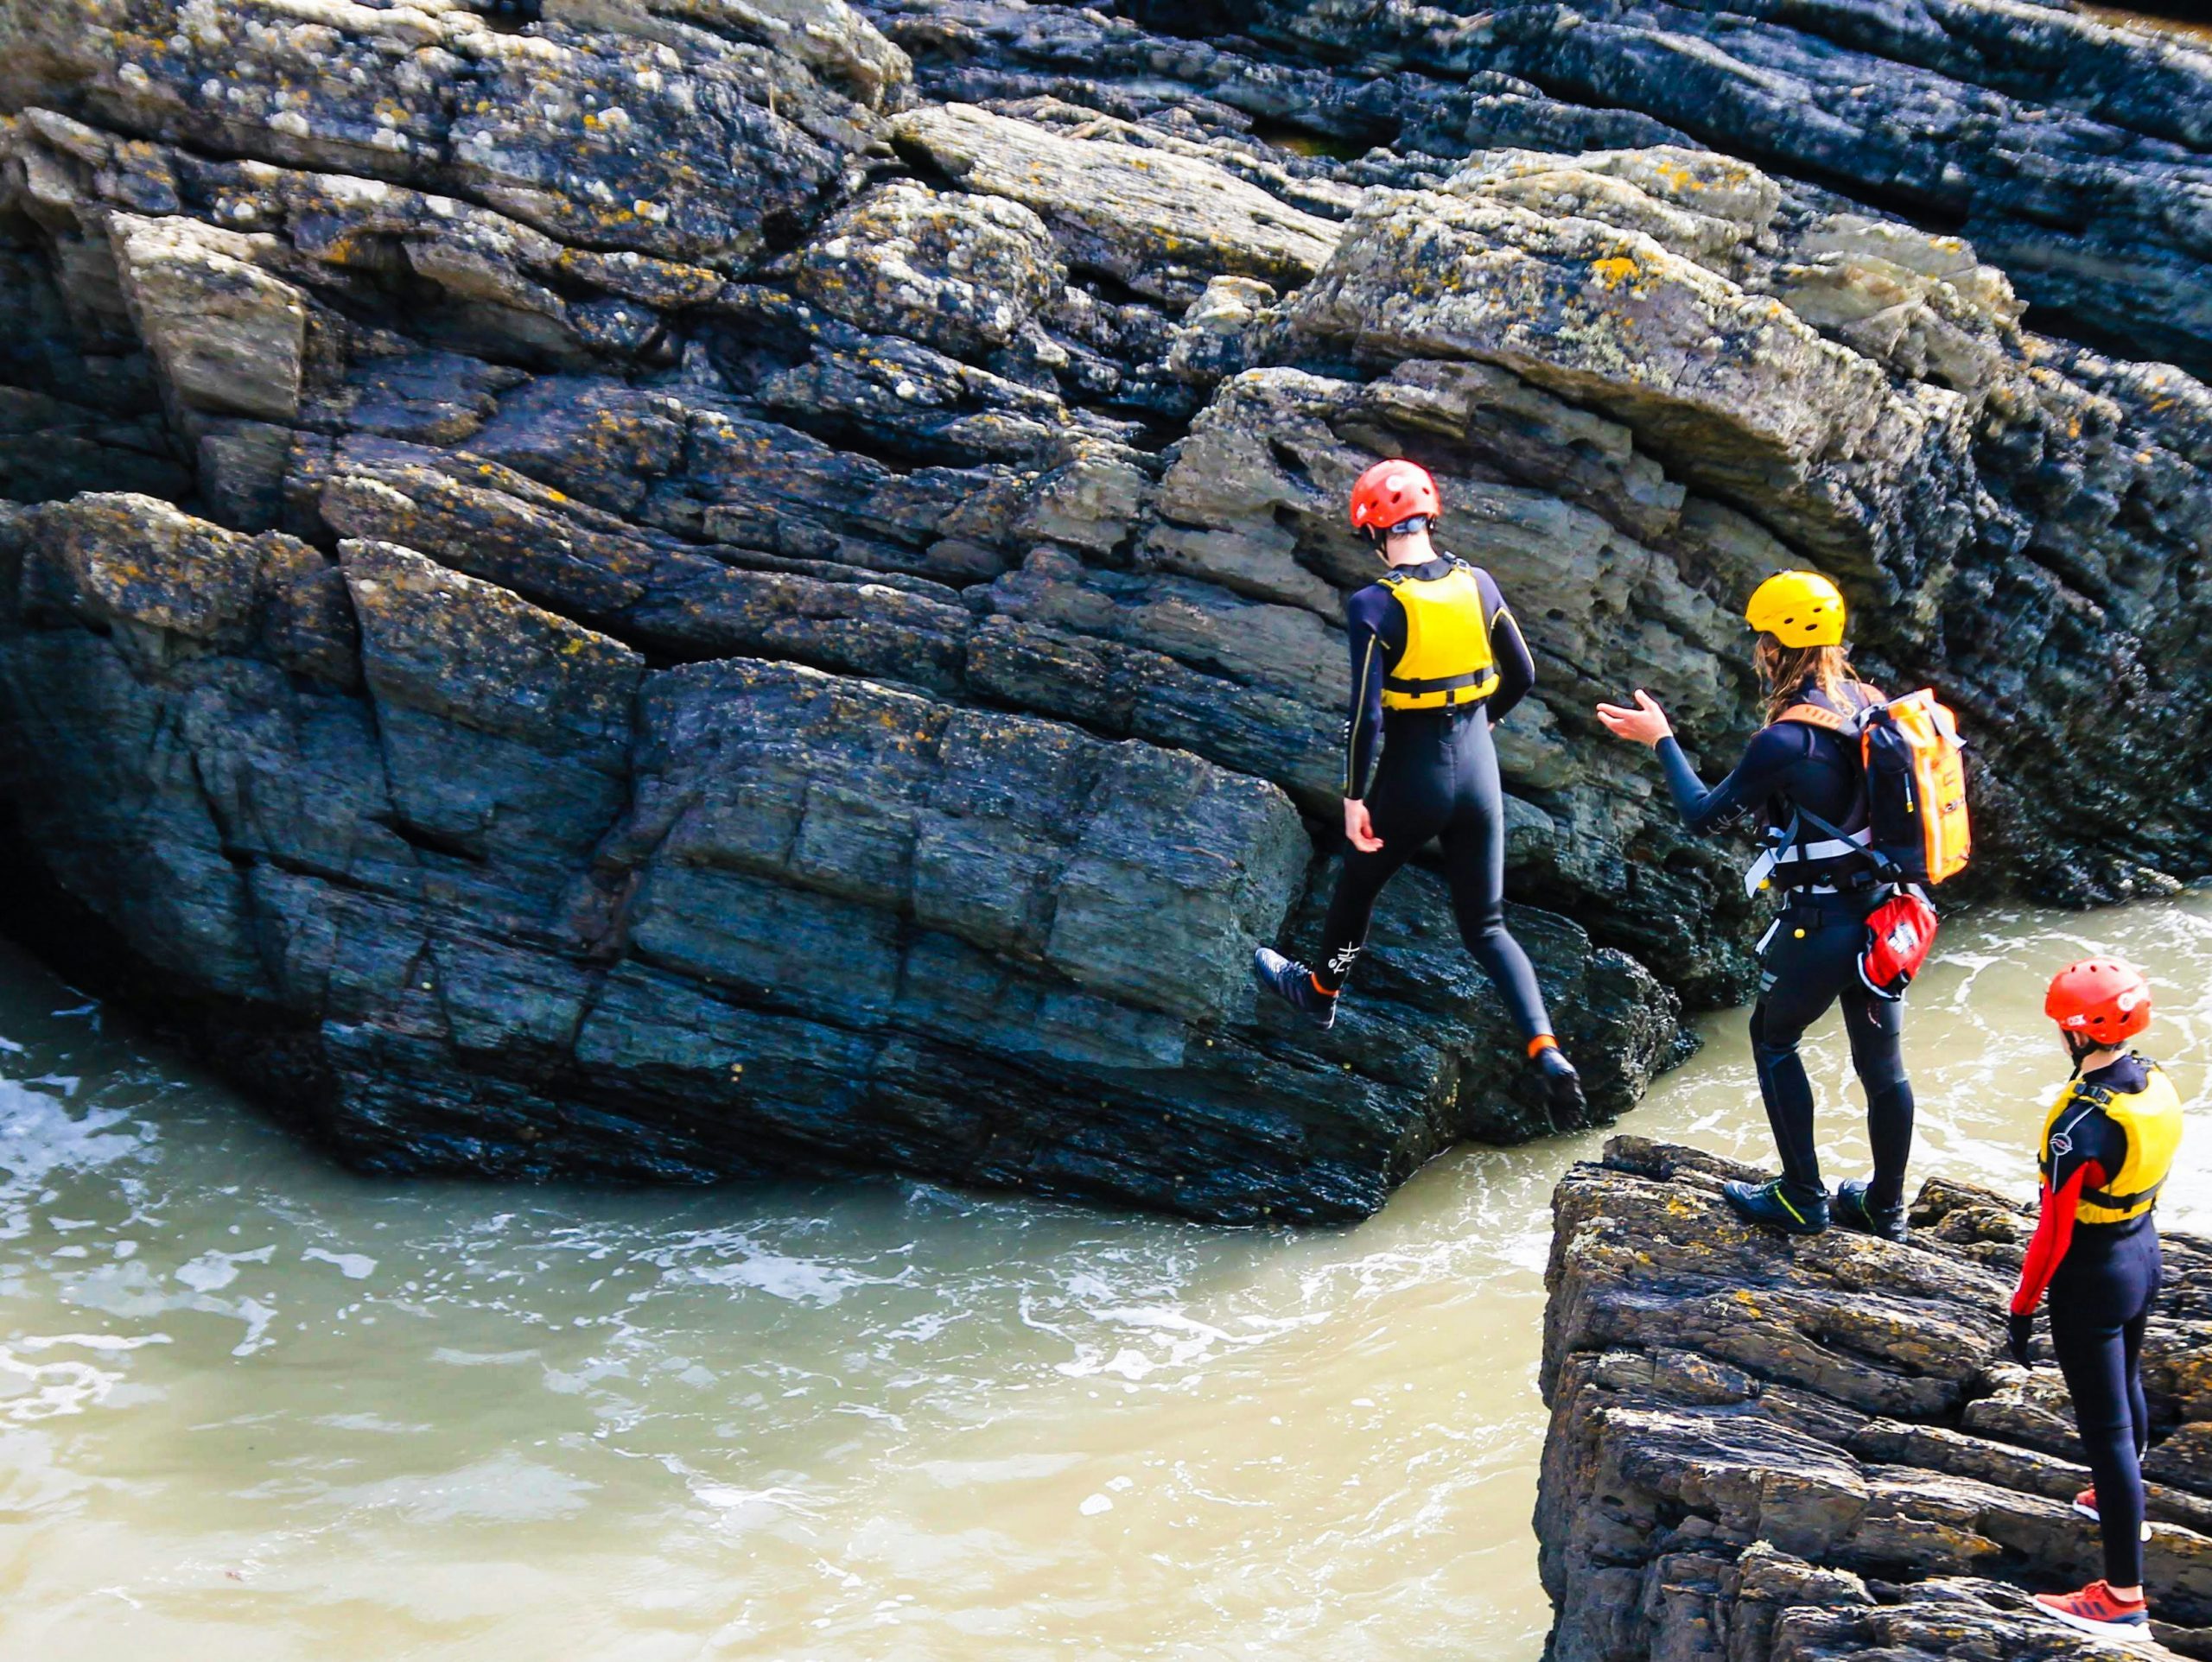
[1,894,2208,1660]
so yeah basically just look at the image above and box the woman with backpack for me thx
[1594,571,1961,1239]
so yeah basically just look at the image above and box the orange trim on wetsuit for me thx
[2012,1161,2098,1316]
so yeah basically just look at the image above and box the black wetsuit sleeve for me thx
[1476,568,1535,726]
[1343,584,1402,798]
[1655,724,1805,836]
[2044,1098,2132,1197]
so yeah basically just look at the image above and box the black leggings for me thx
[1748,899,1915,1204]
[1318,707,1552,1043]
[2051,1217,2162,1588]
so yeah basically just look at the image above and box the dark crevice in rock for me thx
[379,816,490,866]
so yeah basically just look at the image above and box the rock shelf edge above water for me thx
[1539,1137,2212,1661]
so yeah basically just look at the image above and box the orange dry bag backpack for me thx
[1860,690,1971,886]
[1777,688,1971,887]
[1777,688,1968,1002]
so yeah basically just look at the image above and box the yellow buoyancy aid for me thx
[2040,1063,2183,1225]
[1379,563,1500,711]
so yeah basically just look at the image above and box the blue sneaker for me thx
[1723,1177,1829,1236]
[1832,1179,1907,1242]
[1252,948,1337,1031]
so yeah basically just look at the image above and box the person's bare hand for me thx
[1594,689,1674,746]
[1344,799,1383,853]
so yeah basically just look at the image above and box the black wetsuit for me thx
[1656,682,1916,1205]
[1315,557,1552,1043]
[2018,1054,2163,1589]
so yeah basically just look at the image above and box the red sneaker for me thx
[2033,1581,2150,1643]
[2071,1487,2152,1539]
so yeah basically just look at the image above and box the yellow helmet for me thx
[1745,570,1846,647]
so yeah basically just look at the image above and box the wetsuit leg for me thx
[1315,718,1447,991]
[2126,1296,2156,1463]
[2122,1231,2161,1469]
[1435,711,1552,1043]
[1745,913,1860,1194]
[2050,1221,2162,1588]
[1839,984,1914,1209]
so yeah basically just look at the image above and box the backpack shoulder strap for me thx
[1773,702,1850,733]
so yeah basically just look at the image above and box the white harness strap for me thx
[1743,824,1874,898]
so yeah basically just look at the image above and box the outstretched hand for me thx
[1344,798,1383,853]
[1595,688,1674,746]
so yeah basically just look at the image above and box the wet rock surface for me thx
[0,0,2207,1218]
[1541,1139,2212,1661]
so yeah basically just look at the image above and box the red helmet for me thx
[2045,960,2152,1043]
[1349,460,1440,533]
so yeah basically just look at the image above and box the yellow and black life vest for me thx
[2040,1063,2183,1225]
[1379,563,1499,711]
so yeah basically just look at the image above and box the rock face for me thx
[1541,1139,2212,1661]
[0,0,2208,1218]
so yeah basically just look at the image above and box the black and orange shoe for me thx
[1252,948,1337,1031]
[2032,1581,2150,1643]
[1529,1041,1586,1120]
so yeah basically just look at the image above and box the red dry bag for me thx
[1859,890,1939,1001]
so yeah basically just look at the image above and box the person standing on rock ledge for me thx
[2007,959,2183,1644]
[1594,572,1916,1240]
[1252,460,1587,1121]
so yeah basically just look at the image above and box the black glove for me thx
[2007,1310,2036,1367]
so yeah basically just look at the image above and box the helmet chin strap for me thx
[2064,1029,2103,1077]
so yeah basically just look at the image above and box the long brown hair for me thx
[1756,636,1856,723]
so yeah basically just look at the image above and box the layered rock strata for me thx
[1541,1139,2212,1661]
[0,0,2206,1216]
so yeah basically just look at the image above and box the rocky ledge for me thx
[1541,1139,2212,1660]
[0,0,2209,1219]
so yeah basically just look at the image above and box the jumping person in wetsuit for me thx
[1594,571,1915,1237]
[2008,959,2183,1643]
[1253,460,1586,1119]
